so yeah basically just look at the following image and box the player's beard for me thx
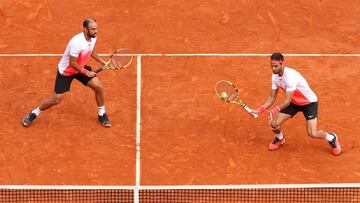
[274,67,285,75]
[86,28,97,38]
[87,32,97,38]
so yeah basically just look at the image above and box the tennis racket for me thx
[95,48,133,73]
[215,80,257,118]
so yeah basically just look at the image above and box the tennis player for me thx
[22,17,112,127]
[249,53,341,156]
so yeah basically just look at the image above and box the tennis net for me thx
[1,184,359,203]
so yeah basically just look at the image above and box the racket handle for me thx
[94,67,103,73]
[244,106,258,118]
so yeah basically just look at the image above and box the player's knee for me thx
[92,83,103,93]
[269,121,280,131]
[95,85,104,93]
[307,129,318,137]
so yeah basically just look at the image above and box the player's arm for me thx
[249,88,278,117]
[265,90,294,117]
[69,55,96,77]
[276,90,294,111]
[91,49,106,65]
[262,89,279,109]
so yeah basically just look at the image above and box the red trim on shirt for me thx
[62,66,78,76]
[62,51,92,76]
[292,90,311,106]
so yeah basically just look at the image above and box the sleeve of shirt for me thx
[271,75,279,90]
[69,39,81,57]
[285,74,299,92]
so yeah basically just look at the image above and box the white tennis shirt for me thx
[272,67,318,106]
[58,32,97,76]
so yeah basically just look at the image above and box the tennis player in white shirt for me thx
[249,53,341,156]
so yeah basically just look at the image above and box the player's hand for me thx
[87,71,97,78]
[254,105,266,118]
[249,109,259,118]
[80,66,96,77]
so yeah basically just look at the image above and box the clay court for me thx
[0,0,360,199]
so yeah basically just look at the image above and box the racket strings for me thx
[110,49,133,69]
[215,81,238,102]
[110,58,122,68]
[112,56,131,67]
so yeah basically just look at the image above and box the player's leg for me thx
[268,112,292,150]
[87,77,105,106]
[38,94,64,111]
[22,71,71,127]
[305,119,326,139]
[268,103,299,151]
[85,76,111,127]
[304,102,341,155]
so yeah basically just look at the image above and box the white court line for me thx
[135,53,360,57]
[1,53,360,57]
[139,183,360,190]
[0,185,134,190]
[1,183,360,190]
[134,56,142,203]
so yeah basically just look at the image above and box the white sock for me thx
[98,106,106,116]
[275,131,284,140]
[325,133,335,141]
[31,107,41,117]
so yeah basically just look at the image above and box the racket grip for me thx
[244,105,251,113]
[94,67,103,73]
[244,106,258,118]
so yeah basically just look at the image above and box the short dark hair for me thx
[271,52,284,61]
[83,17,96,28]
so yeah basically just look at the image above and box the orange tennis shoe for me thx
[268,137,285,151]
[328,133,341,156]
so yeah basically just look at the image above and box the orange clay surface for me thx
[0,0,360,185]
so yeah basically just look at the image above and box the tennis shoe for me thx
[98,113,111,127]
[22,112,37,127]
[328,133,341,156]
[268,136,285,151]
